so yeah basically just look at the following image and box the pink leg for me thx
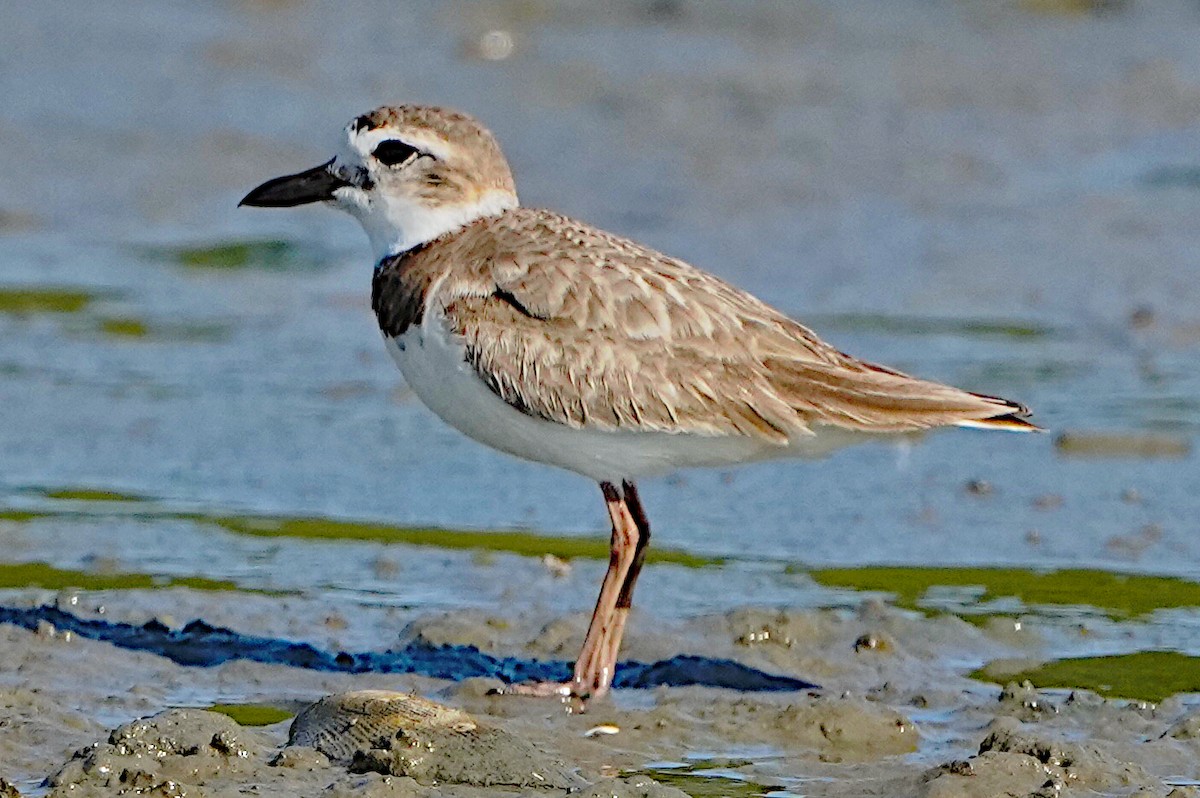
[500,480,651,708]
[592,481,651,682]
[571,481,651,699]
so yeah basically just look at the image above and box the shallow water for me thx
[2,0,1200,793]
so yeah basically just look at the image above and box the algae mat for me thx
[0,562,240,593]
[205,703,295,727]
[973,652,1200,703]
[0,287,97,315]
[6,486,720,568]
[810,566,1200,619]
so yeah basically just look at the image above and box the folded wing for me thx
[434,209,1038,443]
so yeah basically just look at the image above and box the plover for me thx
[241,105,1038,704]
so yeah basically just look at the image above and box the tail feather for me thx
[764,356,1041,434]
[956,412,1043,432]
[956,392,1041,432]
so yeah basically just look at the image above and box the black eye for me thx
[372,139,420,167]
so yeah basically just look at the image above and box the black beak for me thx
[239,159,351,208]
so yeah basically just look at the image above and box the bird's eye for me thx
[372,140,420,167]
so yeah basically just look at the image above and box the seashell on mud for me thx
[287,690,579,789]
[289,690,476,762]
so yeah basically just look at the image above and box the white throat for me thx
[337,187,518,262]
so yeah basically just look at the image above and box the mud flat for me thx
[3,586,1200,797]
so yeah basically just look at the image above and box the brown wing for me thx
[427,208,1036,441]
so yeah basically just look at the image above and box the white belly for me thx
[385,312,864,483]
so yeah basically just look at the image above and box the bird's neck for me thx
[364,190,519,262]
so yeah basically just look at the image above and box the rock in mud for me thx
[923,713,1182,797]
[921,751,1062,798]
[997,680,1058,721]
[288,690,581,789]
[0,778,20,797]
[269,745,330,770]
[47,709,270,796]
[977,717,1157,793]
[1163,710,1200,740]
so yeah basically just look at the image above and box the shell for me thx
[287,690,579,789]
[289,690,476,764]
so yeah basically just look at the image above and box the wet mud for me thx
[0,603,811,691]
[5,593,1200,797]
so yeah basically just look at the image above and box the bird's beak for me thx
[239,159,351,207]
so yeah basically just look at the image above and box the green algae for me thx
[206,703,295,726]
[809,566,1200,619]
[162,239,322,271]
[93,316,232,342]
[0,562,239,592]
[44,488,148,502]
[8,488,721,567]
[98,317,150,338]
[0,287,95,314]
[205,514,720,567]
[972,652,1200,703]
[0,509,54,523]
[0,288,228,343]
[638,760,777,798]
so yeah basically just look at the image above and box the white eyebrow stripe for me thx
[349,126,455,162]
[395,133,455,160]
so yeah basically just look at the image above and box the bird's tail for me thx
[954,393,1042,432]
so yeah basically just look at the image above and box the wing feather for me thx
[420,208,1036,441]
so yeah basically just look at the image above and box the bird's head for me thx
[241,105,518,260]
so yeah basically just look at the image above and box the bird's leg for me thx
[594,480,651,678]
[569,480,650,701]
[618,480,652,607]
[495,481,649,708]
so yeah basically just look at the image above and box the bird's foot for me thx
[493,680,572,698]
[488,679,600,712]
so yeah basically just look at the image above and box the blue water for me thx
[0,0,1197,627]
